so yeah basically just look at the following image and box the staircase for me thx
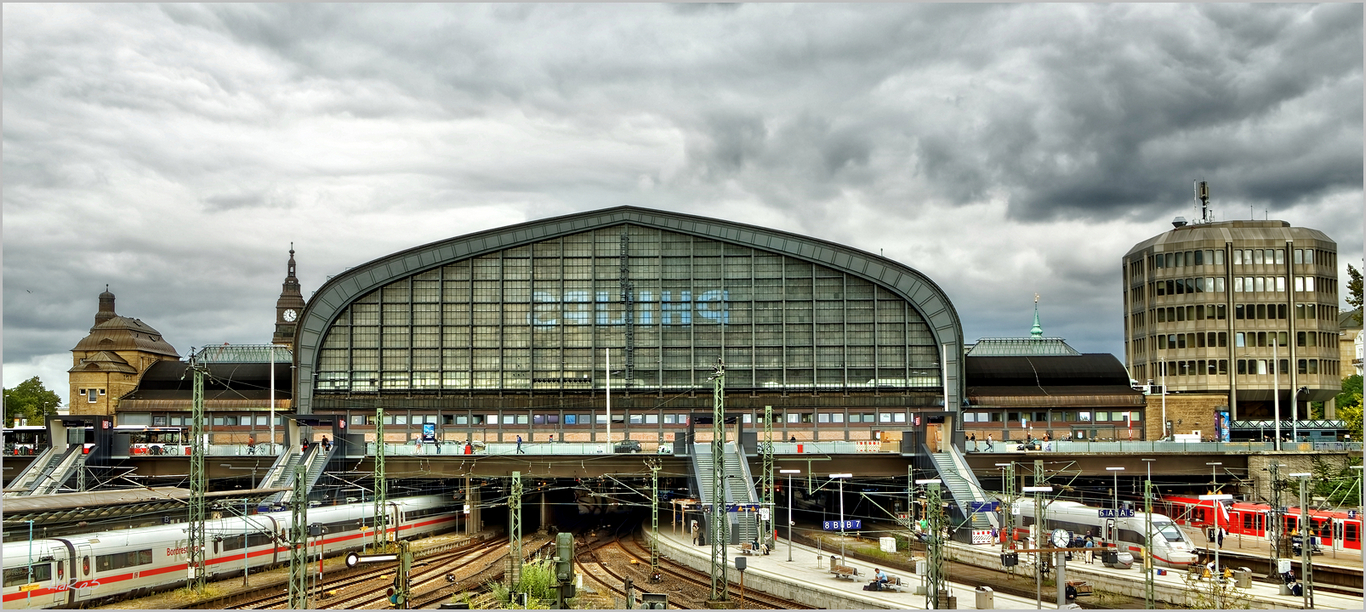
[723,445,760,544]
[261,444,338,507]
[927,446,1000,531]
[300,444,336,494]
[4,445,82,497]
[259,445,310,507]
[689,442,760,545]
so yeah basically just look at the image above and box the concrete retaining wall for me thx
[945,543,1304,610]
[648,532,894,609]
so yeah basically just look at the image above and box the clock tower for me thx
[273,244,306,348]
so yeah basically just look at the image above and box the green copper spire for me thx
[1030,293,1043,338]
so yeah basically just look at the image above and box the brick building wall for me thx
[1143,393,1228,440]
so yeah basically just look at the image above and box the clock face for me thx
[283,309,298,322]
[1052,529,1070,548]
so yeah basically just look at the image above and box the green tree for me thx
[1347,263,1363,324]
[1336,375,1363,436]
[1311,455,1362,508]
[3,376,62,425]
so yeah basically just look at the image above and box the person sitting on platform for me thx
[871,568,889,590]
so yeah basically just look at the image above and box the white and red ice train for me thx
[2,495,459,609]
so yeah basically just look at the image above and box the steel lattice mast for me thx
[649,460,661,580]
[373,404,387,551]
[287,460,309,609]
[187,349,207,593]
[509,471,523,588]
[708,360,728,602]
[926,481,947,609]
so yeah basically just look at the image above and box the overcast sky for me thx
[4,3,1362,402]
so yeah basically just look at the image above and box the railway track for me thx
[210,537,507,610]
[574,524,811,609]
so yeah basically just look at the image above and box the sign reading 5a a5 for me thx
[824,520,862,530]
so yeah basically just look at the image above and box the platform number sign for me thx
[1098,508,1134,518]
[824,520,862,530]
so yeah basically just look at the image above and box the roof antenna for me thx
[1194,181,1210,223]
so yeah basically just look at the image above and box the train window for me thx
[3,564,52,587]
[1346,523,1359,543]
[83,556,89,575]
[1243,514,1254,530]
[96,550,153,572]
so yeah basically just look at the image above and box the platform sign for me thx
[1098,508,1134,518]
[969,501,999,513]
[824,520,862,530]
[725,503,761,512]
[1349,510,1358,519]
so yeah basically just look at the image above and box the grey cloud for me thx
[3,3,1361,384]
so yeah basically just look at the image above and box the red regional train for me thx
[1162,494,1362,552]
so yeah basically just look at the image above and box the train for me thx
[1161,494,1363,552]
[1,495,460,609]
[1012,499,1200,567]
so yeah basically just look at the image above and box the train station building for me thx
[290,206,966,448]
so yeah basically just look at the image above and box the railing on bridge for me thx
[964,440,1364,454]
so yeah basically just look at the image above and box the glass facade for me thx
[313,225,941,395]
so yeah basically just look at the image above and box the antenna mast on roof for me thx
[1194,181,1210,223]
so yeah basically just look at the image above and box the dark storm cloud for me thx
[2,3,1360,392]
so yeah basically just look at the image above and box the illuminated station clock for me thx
[1051,528,1071,548]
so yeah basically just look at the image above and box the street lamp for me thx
[1288,473,1313,609]
[1199,493,1233,609]
[780,469,800,562]
[1207,462,1223,492]
[1106,467,1125,511]
[831,474,852,561]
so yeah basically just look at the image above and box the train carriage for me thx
[2,495,458,609]
[1163,494,1362,552]
[1012,499,1199,567]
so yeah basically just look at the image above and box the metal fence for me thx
[963,440,1364,454]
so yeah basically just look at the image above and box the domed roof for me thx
[71,316,179,357]
[70,289,179,358]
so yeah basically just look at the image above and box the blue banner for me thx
[823,520,862,530]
